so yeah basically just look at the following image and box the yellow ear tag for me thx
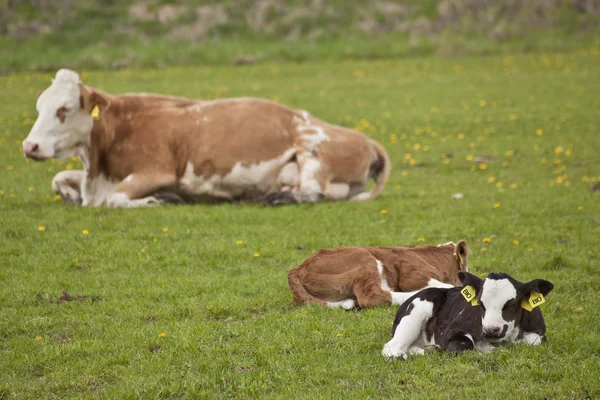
[461,285,478,306]
[522,291,545,311]
[91,105,100,120]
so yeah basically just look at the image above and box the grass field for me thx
[1,50,599,398]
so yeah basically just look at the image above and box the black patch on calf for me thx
[445,331,475,354]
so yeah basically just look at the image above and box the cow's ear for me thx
[455,240,469,270]
[80,85,110,117]
[521,279,554,297]
[458,271,483,291]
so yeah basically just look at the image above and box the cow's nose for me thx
[483,326,504,338]
[23,141,39,158]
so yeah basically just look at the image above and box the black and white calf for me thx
[382,271,553,359]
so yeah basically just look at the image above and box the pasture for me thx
[0,51,599,398]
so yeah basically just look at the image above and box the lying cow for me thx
[381,271,553,359]
[288,241,469,309]
[22,69,390,208]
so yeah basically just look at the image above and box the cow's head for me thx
[435,240,469,285]
[459,272,553,342]
[22,69,109,161]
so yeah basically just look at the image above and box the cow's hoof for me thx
[263,191,298,205]
[154,192,185,205]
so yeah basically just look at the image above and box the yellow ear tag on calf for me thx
[521,291,545,312]
[91,105,100,120]
[461,285,478,306]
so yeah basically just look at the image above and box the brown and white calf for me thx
[288,241,469,309]
[22,69,390,208]
[381,271,553,359]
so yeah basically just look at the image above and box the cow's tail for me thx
[351,139,391,202]
[288,267,327,306]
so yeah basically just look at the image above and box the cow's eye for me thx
[502,300,516,310]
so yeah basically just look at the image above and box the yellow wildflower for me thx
[38,225,46,231]
[159,332,167,337]
[336,333,344,337]
[417,237,425,242]
[482,237,491,243]
[577,206,583,211]
[536,129,543,136]
[254,253,260,257]
[82,229,89,235]
[163,227,169,233]
[493,203,500,209]
[488,177,496,183]
[479,164,488,170]
[380,209,388,215]
[236,240,243,245]
[513,240,519,246]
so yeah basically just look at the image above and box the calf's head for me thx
[22,69,109,161]
[459,272,553,342]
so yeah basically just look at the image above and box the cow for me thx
[22,69,390,208]
[287,241,469,309]
[381,271,554,359]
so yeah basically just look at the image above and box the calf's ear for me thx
[455,240,469,256]
[458,271,483,291]
[455,240,469,270]
[522,279,554,297]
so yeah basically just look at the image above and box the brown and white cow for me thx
[288,241,469,309]
[22,69,390,208]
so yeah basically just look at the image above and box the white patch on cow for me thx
[124,174,134,183]
[350,192,371,202]
[300,110,311,123]
[522,332,543,346]
[376,259,393,292]
[480,278,518,340]
[179,149,296,199]
[376,258,421,305]
[23,69,93,160]
[298,125,329,147]
[390,291,419,305]
[81,174,118,206]
[277,162,299,187]
[106,192,161,208]
[327,299,356,310]
[426,278,453,289]
[326,183,350,200]
[382,299,434,359]
[295,155,323,202]
[179,162,233,199]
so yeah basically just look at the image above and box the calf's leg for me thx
[382,298,434,359]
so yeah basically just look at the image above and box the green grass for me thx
[1,51,599,398]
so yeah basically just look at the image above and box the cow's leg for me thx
[52,170,85,205]
[106,173,178,208]
[382,298,434,359]
[326,299,356,310]
[353,282,393,308]
[265,151,328,205]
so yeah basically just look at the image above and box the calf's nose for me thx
[23,141,39,158]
